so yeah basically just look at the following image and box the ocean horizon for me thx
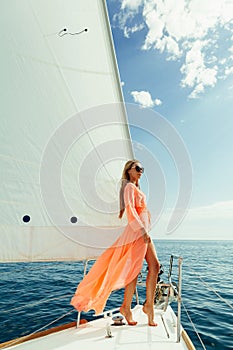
[0,239,232,349]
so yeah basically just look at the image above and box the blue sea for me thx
[0,240,232,349]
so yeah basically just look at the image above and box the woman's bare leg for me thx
[143,241,160,326]
[120,276,138,325]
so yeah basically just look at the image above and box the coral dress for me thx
[70,182,150,315]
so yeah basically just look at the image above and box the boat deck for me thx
[2,305,195,350]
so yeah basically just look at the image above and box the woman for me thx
[70,160,160,326]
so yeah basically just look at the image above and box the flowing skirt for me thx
[70,211,149,315]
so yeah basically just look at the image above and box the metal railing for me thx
[168,255,183,343]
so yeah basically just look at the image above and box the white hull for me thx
[1,305,195,350]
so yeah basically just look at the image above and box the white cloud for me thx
[219,1,233,23]
[131,90,162,108]
[124,23,144,38]
[131,90,153,107]
[187,201,233,219]
[225,66,233,76]
[154,36,182,60]
[189,84,204,99]
[153,200,233,239]
[121,0,143,11]
[154,98,162,106]
[114,0,143,35]
[180,41,218,98]
[115,0,233,98]
[142,9,164,50]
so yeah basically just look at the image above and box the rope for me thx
[1,309,74,349]
[1,293,73,314]
[185,265,233,311]
[182,300,207,350]
[58,28,88,37]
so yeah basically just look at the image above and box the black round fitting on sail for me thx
[22,215,31,223]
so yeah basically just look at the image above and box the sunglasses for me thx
[132,165,144,173]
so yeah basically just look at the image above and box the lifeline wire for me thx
[186,265,233,311]
[1,294,73,314]
[1,309,74,349]
[182,300,207,350]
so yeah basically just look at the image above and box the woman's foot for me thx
[142,303,158,327]
[120,306,137,326]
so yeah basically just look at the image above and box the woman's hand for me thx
[143,233,151,243]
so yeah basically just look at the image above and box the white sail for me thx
[0,0,133,262]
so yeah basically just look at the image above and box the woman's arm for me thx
[124,183,148,236]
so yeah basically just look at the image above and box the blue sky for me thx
[106,0,233,240]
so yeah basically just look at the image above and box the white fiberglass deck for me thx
[5,305,195,350]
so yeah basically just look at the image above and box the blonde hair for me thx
[118,159,140,218]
